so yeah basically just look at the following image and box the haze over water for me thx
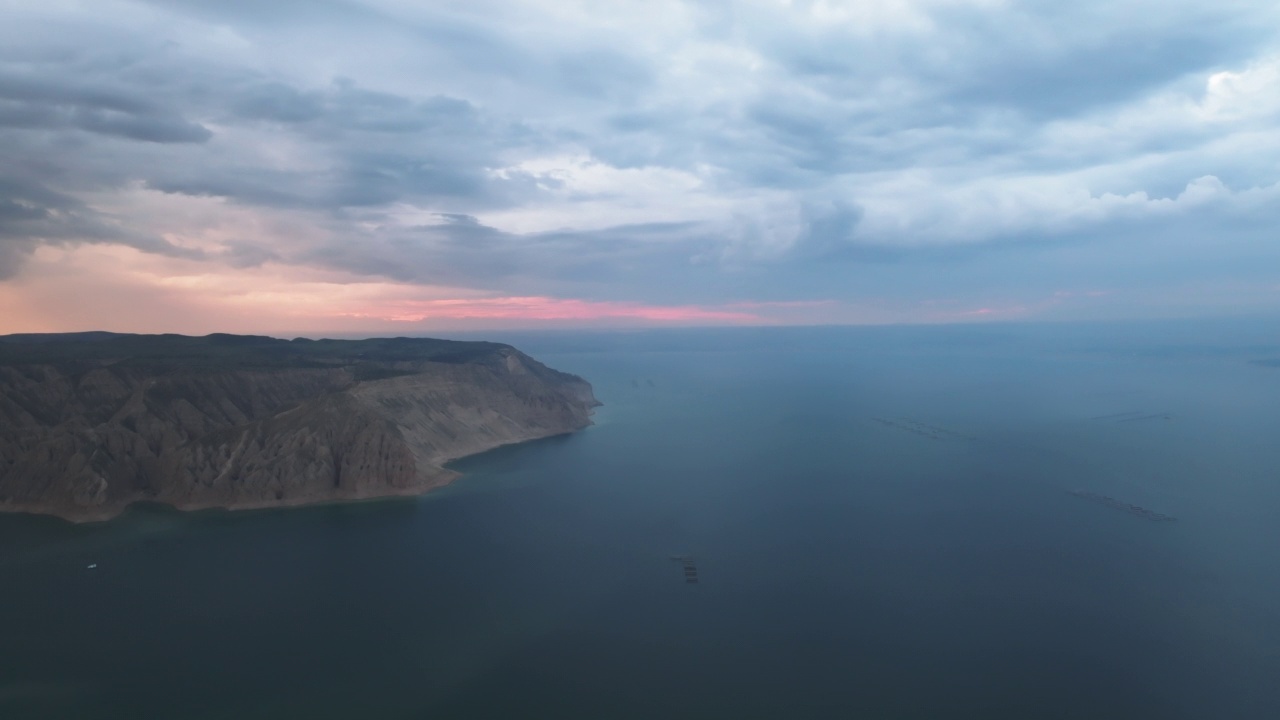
[2,321,1279,719]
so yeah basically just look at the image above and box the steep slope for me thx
[0,334,598,521]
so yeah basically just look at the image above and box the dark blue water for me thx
[3,323,1280,718]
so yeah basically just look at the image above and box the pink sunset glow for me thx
[342,296,763,324]
[0,243,1141,335]
[0,245,843,334]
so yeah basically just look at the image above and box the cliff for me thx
[0,333,599,522]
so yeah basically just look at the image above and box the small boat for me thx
[670,555,699,583]
[86,564,98,569]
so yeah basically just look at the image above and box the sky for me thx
[1,0,1279,334]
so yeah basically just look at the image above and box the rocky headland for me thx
[0,332,599,522]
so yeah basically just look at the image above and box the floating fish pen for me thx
[670,555,699,583]
[1089,411,1173,423]
[1067,490,1176,521]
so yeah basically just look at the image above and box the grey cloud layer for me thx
[1,0,1278,315]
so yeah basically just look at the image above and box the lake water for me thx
[2,322,1279,719]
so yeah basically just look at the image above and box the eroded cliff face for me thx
[0,339,597,522]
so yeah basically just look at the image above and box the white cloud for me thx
[1198,55,1280,122]
[2,0,1280,324]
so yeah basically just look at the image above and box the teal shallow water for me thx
[2,324,1279,718]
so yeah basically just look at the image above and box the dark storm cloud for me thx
[0,175,204,277]
[929,4,1269,119]
[786,201,873,263]
[733,0,1269,120]
[644,0,1279,193]
[332,197,1280,309]
[0,58,547,215]
[295,214,719,299]
[553,49,655,101]
[0,0,1277,318]
[0,73,212,143]
[134,0,375,27]
[230,83,326,124]
[136,0,655,101]
[68,109,212,144]
[140,80,544,210]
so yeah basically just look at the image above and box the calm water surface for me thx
[2,323,1279,718]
